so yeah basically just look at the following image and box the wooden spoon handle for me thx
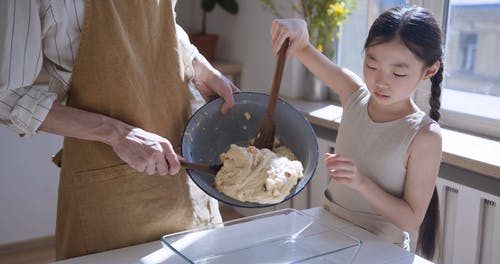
[180,160,214,174]
[266,38,289,115]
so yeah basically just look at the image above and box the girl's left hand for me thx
[325,153,366,191]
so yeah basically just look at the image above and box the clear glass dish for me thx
[161,208,361,264]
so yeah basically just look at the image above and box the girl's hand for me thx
[111,128,180,176]
[271,19,310,58]
[325,153,366,191]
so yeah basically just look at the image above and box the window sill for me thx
[286,97,500,181]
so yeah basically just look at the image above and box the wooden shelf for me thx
[213,60,242,87]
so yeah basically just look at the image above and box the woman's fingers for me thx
[134,163,146,173]
[145,158,156,175]
[163,144,180,175]
[153,151,168,176]
[130,149,175,176]
[218,79,237,114]
[111,127,187,176]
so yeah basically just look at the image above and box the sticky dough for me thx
[215,144,304,204]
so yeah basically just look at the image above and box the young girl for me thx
[271,6,443,260]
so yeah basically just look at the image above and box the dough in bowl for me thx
[215,144,304,204]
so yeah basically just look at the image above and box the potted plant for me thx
[259,0,354,100]
[190,0,239,61]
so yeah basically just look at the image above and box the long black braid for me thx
[429,60,443,122]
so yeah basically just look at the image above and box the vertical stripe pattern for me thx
[0,0,83,136]
[1,0,195,136]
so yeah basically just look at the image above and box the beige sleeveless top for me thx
[323,87,436,247]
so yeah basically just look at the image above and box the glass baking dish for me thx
[160,208,361,263]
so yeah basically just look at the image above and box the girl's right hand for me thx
[271,19,310,58]
[325,153,366,191]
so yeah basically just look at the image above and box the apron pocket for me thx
[73,164,192,254]
[73,163,131,187]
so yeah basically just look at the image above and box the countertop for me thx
[53,207,432,264]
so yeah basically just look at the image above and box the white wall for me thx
[176,0,370,99]
[176,0,305,98]
[0,129,61,245]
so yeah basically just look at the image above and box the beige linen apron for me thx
[54,0,221,260]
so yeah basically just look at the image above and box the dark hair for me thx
[363,6,443,261]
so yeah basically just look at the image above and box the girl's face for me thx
[363,38,433,107]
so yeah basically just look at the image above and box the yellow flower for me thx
[327,4,335,16]
[327,2,350,21]
[332,2,349,17]
[260,0,355,59]
[316,44,323,53]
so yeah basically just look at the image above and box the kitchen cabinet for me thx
[309,137,335,208]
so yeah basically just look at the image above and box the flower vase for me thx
[302,68,329,101]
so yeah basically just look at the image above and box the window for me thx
[338,0,500,139]
[414,0,500,139]
[368,0,408,23]
[340,1,500,140]
[458,32,477,73]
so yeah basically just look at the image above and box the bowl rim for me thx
[181,91,319,208]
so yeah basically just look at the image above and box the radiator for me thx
[437,177,500,264]
[291,156,500,264]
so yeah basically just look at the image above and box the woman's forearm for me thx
[38,103,131,146]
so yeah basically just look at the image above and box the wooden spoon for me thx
[254,38,290,150]
[180,160,222,175]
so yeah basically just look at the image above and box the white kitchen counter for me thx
[53,207,433,264]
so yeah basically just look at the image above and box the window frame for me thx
[411,0,500,140]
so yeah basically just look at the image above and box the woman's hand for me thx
[40,104,183,176]
[325,153,367,191]
[192,55,239,114]
[271,19,310,58]
[110,127,180,176]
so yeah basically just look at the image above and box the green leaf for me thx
[217,0,239,14]
[201,0,216,12]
